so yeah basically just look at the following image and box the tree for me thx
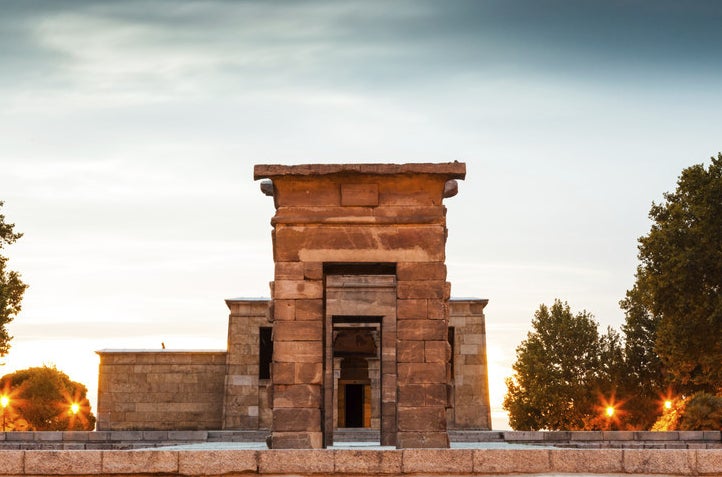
[0,201,28,359]
[0,365,96,431]
[625,153,722,394]
[503,300,614,430]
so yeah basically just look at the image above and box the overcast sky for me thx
[1,0,721,429]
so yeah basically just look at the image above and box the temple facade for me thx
[96,163,491,448]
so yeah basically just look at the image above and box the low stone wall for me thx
[0,430,719,450]
[1,448,722,476]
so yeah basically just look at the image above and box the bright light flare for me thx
[664,400,673,410]
[605,406,615,417]
[70,403,80,415]
[0,396,8,408]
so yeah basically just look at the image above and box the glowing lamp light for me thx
[0,396,8,408]
[70,403,80,415]
[605,406,615,417]
[664,400,673,410]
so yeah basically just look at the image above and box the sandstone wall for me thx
[96,351,226,430]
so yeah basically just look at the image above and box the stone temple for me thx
[96,163,491,449]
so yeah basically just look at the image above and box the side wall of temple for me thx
[96,299,490,431]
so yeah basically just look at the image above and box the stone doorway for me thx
[333,330,378,429]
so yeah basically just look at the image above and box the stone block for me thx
[273,408,321,432]
[550,449,623,473]
[403,449,471,472]
[274,341,323,363]
[397,341,424,362]
[273,300,295,321]
[334,449,402,474]
[102,450,178,473]
[261,448,330,470]
[295,299,323,320]
[697,449,722,474]
[397,299,427,319]
[504,430,545,441]
[272,362,295,384]
[0,450,23,474]
[624,449,696,475]
[397,280,446,299]
[273,384,322,408]
[427,299,448,319]
[397,406,446,432]
[274,280,323,299]
[425,340,450,363]
[303,262,323,280]
[341,183,379,206]
[398,320,447,340]
[397,262,446,281]
[273,321,322,341]
[474,449,551,473]
[398,362,445,384]
[275,262,304,280]
[25,450,102,475]
[295,362,324,384]
[637,430,678,440]
[398,384,447,407]
[396,431,449,448]
[179,450,258,474]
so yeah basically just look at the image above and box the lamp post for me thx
[1,395,9,432]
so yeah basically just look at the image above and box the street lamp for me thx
[70,403,80,415]
[605,406,615,418]
[1,395,9,432]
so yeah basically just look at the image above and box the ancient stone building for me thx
[96,163,491,449]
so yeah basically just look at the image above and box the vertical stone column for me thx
[269,261,325,448]
[448,299,491,429]
[222,299,271,429]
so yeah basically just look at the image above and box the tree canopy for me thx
[0,365,96,431]
[0,201,28,359]
[625,153,722,394]
[503,300,623,430]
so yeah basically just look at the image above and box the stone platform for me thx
[1,447,722,476]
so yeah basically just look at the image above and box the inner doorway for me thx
[333,326,377,429]
[343,384,367,427]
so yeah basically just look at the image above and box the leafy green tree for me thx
[503,299,611,430]
[0,201,28,359]
[618,283,666,429]
[679,392,722,430]
[0,365,96,431]
[625,153,722,394]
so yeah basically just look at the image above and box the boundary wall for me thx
[0,431,719,450]
[0,447,722,476]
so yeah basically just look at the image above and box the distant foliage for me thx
[0,201,28,359]
[625,154,722,394]
[503,300,623,430]
[679,393,722,431]
[0,365,96,431]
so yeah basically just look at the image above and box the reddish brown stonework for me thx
[95,162,491,445]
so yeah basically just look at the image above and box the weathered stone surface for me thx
[473,449,551,473]
[697,449,722,474]
[624,449,696,474]
[273,300,295,321]
[334,449,403,474]
[273,279,323,299]
[550,449,623,473]
[398,362,445,384]
[295,299,323,320]
[403,449,472,472]
[397,280,447,299]
[274,262,304,280]
[341,183,379,206]
[397,406,446,432]
[397,341,424,362]
[272,408,321,432]
[397,319,447,340]
[398,384,447,407]
[178,450,258,474]
[273,384,321,408]
[273,341,322,363]
[102,450,178,474]
[272,321,322,341]
[260,448,331,470]
[397,299,427,319]
[425,340,451,363]
[0,450,23,474]
[396,431,449,448]
[25,450,102,475]
[397,262,446,281]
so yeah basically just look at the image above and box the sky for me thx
[1,0,721,430]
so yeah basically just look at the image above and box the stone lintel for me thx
[254,162,466,180]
